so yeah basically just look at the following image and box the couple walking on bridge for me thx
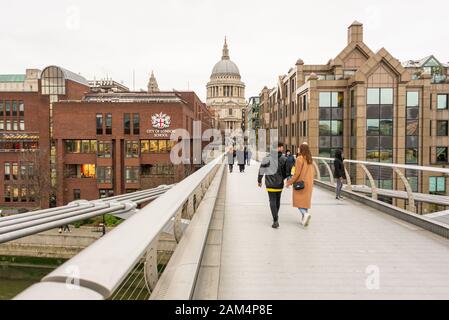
[258,142,315,229]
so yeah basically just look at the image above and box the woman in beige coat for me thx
[286,143,315,227]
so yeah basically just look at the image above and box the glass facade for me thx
[319,92,344,157]
[366,88,394,189]
[41,66,66,95]
[406,92,419,164]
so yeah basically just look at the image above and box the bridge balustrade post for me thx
[173,207,184,243]
[320,159,335,185]
[313,160,321,181]
[359,164,378,201]
[393,167,416,214]
[343,162,352,191]
[144,235,160,292]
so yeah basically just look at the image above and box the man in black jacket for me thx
[258,143,288,229]
[285,150,295,179]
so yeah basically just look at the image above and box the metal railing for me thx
[14,155,224,300]
[313,157,449,214]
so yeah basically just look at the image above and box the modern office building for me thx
[206,38,246,132]
[0,67,212,209]
[258,21,449,214]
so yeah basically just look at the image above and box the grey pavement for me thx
[217,161,449,300]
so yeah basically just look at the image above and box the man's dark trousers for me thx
[268,191,282,222]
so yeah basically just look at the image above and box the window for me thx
[436,147,448,163]
[97,141,112,158]
[99,189,114,198]
[429,176,446,195]
[437,94,448,110]
[0,101,3,117]
[229,108,233,116]
[73,189,81,200]
[133,114,140,135]
[65,164,95,178]
[406,92,419,164]
[319,92,343,156]
[141,140,174,153]
[105,113,112,135]
[12,163,18,180]
[141,164,175,176]
[97,166,112,184]
[81,164,96,178]
[125,141,139,158]
[19,101,24,116]
[124,113,131,135]
[65,140,96,153]
[96,114,103,135]
[366,88,394,163]
[437,121,448,136]
[319,92,343,108]
[405,148,418,164]
[407,92,419,108]
[4,185,11,202]
[12,101,17,116]
[4,163,11,180]
[125,167,140,184]
[5,101,10,116]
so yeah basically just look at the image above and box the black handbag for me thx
[293,161,309,191]
[293,180,305,191]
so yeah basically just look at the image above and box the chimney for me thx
[348,21,363,44]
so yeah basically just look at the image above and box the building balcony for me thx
[432,74,448,84]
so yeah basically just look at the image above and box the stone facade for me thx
[206,38,246,132]
[258,21,449,214]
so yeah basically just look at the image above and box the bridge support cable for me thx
[0,186,172,244]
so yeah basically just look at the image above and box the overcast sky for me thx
[2,0,449,101]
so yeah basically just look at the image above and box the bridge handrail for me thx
[14,155,224,300]
[313,157,449,174]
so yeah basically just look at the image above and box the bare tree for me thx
[18,148,56,209]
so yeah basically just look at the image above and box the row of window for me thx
[4,185,36,203]
[124,113,139,135]
[4,162,34,181]
[0,101,25,116]
[0,100,25,132]
[64,140,175,157]
[96,113,113,135]
[64,164,176,183]
[0,120,25,131]
[0,142,38,151]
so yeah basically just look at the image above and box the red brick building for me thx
[0,66,212,209]
[54,91,213,206]
[0,66,89,210]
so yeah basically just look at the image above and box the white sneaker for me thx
[303,213,312,227]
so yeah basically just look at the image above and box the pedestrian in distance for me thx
[286,143,315,228]
[258,143,288,229]
[227,147,235,173]
[237,147,246,173]
[334,149,346,200]
[246,148,252,166]
[285,150,296,180]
